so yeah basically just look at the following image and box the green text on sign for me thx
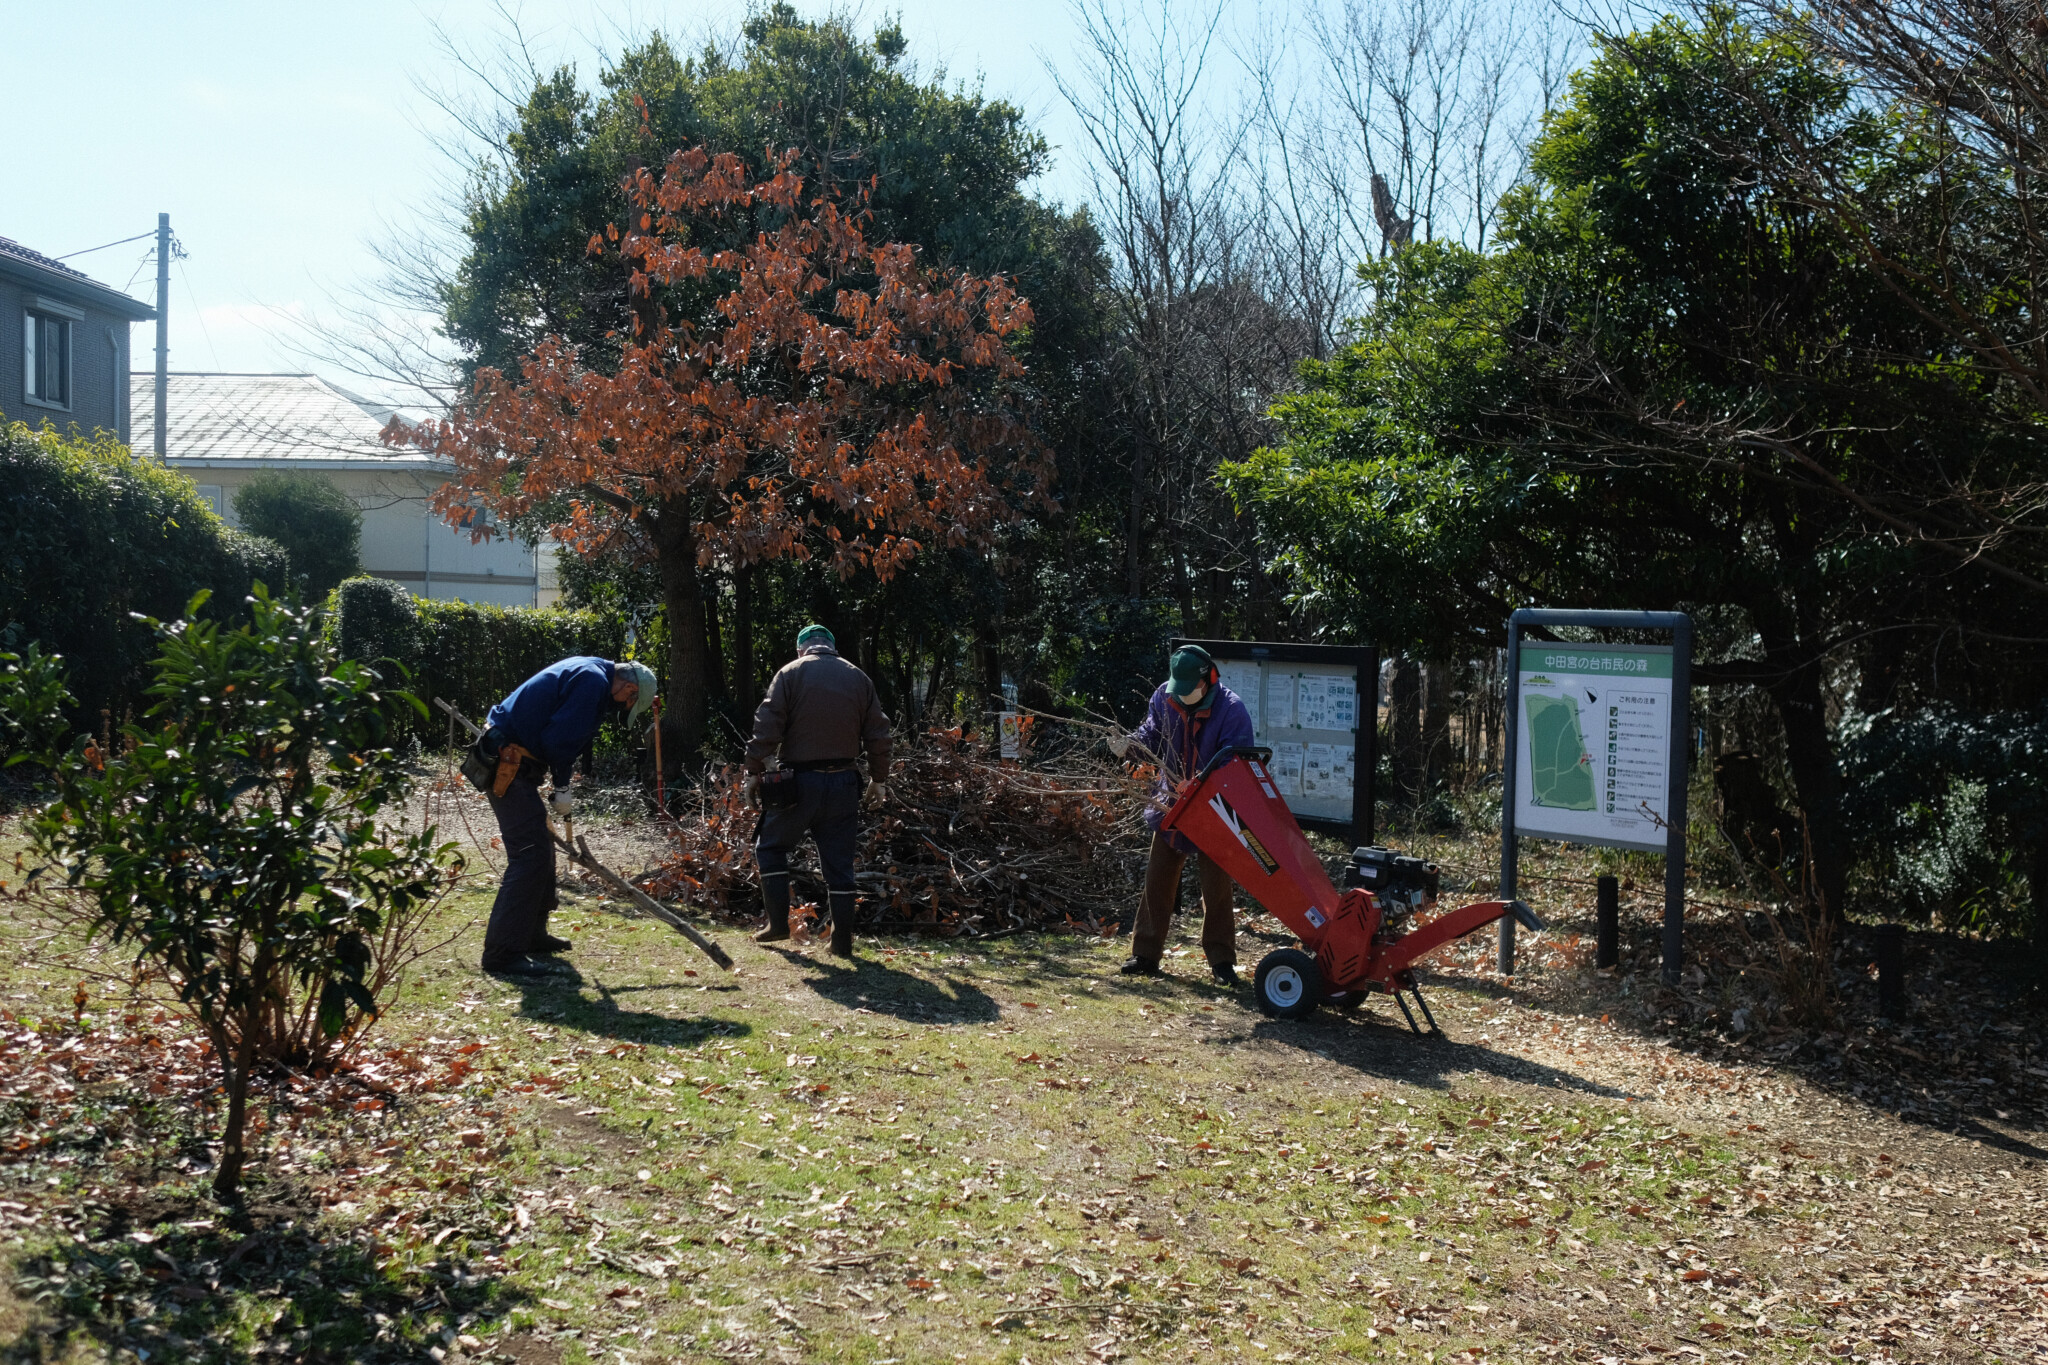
[1517,644,1673,679]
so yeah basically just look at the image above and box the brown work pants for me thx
[1131,832,1238,968]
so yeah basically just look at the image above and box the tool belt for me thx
[461,727,542,798]
[758,768,801,810]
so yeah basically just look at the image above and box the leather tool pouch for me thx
[492,742,535,799]
[759,768,801,810]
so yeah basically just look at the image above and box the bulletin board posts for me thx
[1498,609,1692,987]
[1169,639,1378,851]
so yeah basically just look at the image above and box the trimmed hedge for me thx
[330,577,627,744]
[0,418,289,724]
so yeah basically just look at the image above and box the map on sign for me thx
[1513,644,1673,851]
[1523,691,1596,810]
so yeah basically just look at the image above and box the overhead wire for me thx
[55,230,155,260]
[177,256,221,370]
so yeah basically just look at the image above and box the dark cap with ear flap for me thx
[1167,645,1218,701]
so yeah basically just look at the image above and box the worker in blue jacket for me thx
[476,656,657,976]
[1109,644,1255,985]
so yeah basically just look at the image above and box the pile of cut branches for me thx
[645,727,1155,936]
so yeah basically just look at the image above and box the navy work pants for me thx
[482,776,557,968]
[755,770,861,925]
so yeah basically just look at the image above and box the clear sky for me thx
[2,1,1106,394]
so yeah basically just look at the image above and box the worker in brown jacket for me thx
[743,624,893,957]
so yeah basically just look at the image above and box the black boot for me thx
[533,898,571,954]
[829,888,856,959]
[754,870,791,944]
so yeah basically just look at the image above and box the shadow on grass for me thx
[769,946,1002,1025]
[1078,943,1633,1101]
[7,1182,521,1364]
[487,962,756,1048]
[1507,908,2048,1160]
[1249,1006,1636,1101]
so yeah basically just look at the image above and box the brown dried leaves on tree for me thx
[388,145,1049,745]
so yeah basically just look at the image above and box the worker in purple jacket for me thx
[1108,644,1256,985]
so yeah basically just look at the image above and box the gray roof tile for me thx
[129,372,436,465]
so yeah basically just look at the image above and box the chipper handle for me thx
[1194,744,1273,780]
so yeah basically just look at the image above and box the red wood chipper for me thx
[1159,747,1545,1029]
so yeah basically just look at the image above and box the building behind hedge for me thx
[137,371,558,607]
[2,235,155,444]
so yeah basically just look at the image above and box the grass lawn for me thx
[1,811,2044,1363]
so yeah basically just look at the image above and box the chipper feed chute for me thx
[1159,747,1544,1029]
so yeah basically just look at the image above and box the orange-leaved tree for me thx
[389,145,1045,751]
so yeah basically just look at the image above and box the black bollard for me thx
[1872,923,1906,1019]
[1596,875,1620,969]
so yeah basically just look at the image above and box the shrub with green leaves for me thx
[232,469,363,599]
[3,589,462,1200]
[0,418,287,727]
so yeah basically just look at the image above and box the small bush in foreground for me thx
[2,589,463,1200]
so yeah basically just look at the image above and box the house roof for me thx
[130,372,440,468]
[0,236,156,321]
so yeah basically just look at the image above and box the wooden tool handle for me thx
[552,831,736,972]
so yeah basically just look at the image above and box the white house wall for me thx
[190,466,539,606]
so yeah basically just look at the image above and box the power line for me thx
[56,230,155,261]
[176,256,222,371]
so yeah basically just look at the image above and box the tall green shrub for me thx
[0,418,287,725]
[330,576,627,743]
[232,470,363,598]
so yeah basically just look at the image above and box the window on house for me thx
[23,311,70,408]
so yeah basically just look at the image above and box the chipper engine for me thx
[1158,746,1545,1029]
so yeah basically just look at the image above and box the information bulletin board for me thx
[1171,639,1378,848]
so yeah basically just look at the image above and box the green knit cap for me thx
[796,623,835,649]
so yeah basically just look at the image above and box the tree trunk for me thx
[702,570,726,714]
[1390,657,1423,805]
[734,564,756,704]
[972,622,1004,722]
[655,504,709,754]
[1422,663,1452,795]
[2033,838,2048,988]
[1765,660,1847,919]
[1127,427,1147,598]
[212,1027,257,1201]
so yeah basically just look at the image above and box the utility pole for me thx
[154,213,169,460]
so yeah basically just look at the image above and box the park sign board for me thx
[1513,644,1675,852]
[1498,611,1692,986]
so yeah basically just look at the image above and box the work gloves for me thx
[1106,733,1133,759]
[549,789,575,820]
[863,781,890,810]
[743,774,762,807]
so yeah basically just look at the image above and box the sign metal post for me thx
[1498,610,1692,986]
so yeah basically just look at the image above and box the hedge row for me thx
[0,418,289,725]
[329,577,627,744]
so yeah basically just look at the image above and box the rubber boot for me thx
[754,869,791,944]
[534,895,571,954]
[829,888,856,959]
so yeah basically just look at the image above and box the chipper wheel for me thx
[1254,948,1322,1020]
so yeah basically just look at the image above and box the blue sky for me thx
[3,1,1104,391]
